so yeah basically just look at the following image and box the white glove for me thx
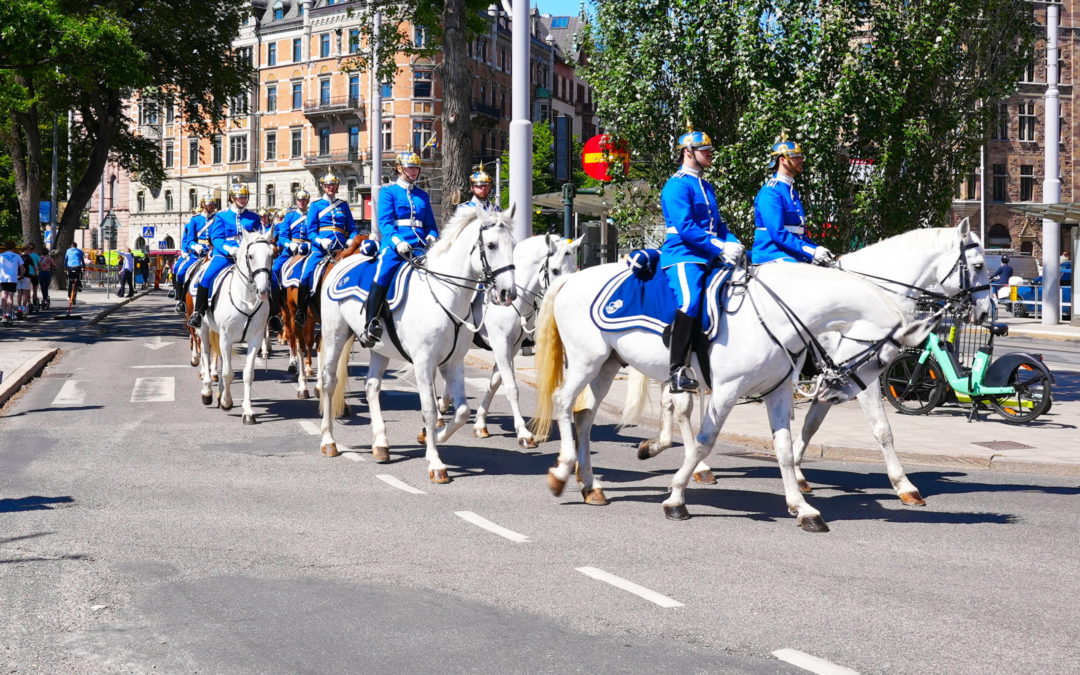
[425,234,438,246]
[722,241,745,264]
[288,242,298,254]
[396,241,413,256]
[813,246,835,264]
[223,245,239,257]
[191,243,205,255]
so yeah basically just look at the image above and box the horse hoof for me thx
[798,515,830,533]
[429,469,450,484]
[321,443,340,458]
[211,375,219,383]
[518,437,538,449]
[547,470,567,497]
[663,504,691,521]
[797,479,813,494]
[416,429,427,444]
[200,394,213,405]
[473,427,490,439]
[637,440,655,460]
[297,389,309,399]
[372,446,390,462]
[191,358,199,367]
[692,470,717,485]
[242,414,257,425]
[288,363,297,374]
[899,490,926,506]
[582,487,608,505]
[220,402,233,411]
[304,368,315,378]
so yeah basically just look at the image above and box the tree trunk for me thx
[439,0,473,221]
[6,77,43,250]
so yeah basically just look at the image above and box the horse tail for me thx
[530,276,569,439]
[619,368,651,427]
[209,330,220,358]
[328,334,355,419]
[573,387,594,414]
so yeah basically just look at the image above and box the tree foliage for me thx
[584,0,1037,250]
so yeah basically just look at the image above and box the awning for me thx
[532,191,611,218]
[1010,203,1080,224]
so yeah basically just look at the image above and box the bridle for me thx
[235,237,275,290]
[835,239,990,305]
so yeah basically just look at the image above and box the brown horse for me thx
[282,237,364,399]
[181,257,211,369]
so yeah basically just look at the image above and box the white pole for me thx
[1043,2,1061,324]
[495,156,501,206]
[370,9,383,241]
[979,143,986,246]
[509,0,532,241]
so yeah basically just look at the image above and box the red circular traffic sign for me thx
[581,135,630,182]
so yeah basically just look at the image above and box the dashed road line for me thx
[454,511,530,543]
[298,420,321,435]
[575,567,684,608]
[130,377,174,403]
[129,364,190,369]
[376,474,427,495]
[772,649,859,675]
[297,421,362,459]
[51,380,88,406]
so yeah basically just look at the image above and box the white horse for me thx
[631,222,995,504]
[469,233,583,447]
[318,207,518,482]
[195,229,277,424]
[531,262,933,532]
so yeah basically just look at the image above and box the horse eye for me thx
[487,243,497,251]
[974,263,984,271]
[551,269,561,276]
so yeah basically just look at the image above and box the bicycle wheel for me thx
[988,363,1052,424]
[881,352,945,415]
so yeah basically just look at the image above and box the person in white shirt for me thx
[118,248,136,297]
[0,240,26,326]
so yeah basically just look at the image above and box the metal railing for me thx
[302,150,366,166]
[303,96,364,116]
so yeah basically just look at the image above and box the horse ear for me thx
[507,203,517,221]
[569,235,585,251]
[956,217,971,240]
[898,317,935,348]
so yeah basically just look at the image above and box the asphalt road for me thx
[2,293,1078,674]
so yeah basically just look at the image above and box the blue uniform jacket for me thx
[454,197,500,217]
[378,180,438,251]
[276,209,310,255]
[659,169,737,267]
[751,174,819,264]
[211,208,261,257]
[305,198,357,251]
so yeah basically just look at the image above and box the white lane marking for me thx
[376,474,427,495]
[341,451,364,462]
[455,511,530,543]
[130,364,190,369]
[143,337,175,350]
[772,649,860,675]
[51,380,87,406]
[298,420,321,435]
[297,421,361,459]
[575,567,683,608]
[130,377,175,403]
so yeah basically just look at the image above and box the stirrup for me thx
[359,319,383,348]
[669,366,699,393]
[187,312,203,328]
[175,300,186,315]
[269,314,284,332]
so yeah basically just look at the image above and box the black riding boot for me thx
[668,310,699,393]
[359,282,387,348]
[174,280,186,313]
[294,284,309,326]
[188,286,209,328]
[267,287,284,333]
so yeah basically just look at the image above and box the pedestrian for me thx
[24,244,41,312]
[37,246,56,309]
[751,133,835,266]
[0,240,25,326]
[658,122,744,393]
[16,245,34,317]
[117,247,135,297]
[990,255,1014,286]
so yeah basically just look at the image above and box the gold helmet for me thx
[294,188,311,202]
[229,183,250,198]
[676,120,713,152]
[395,150,422,170]
[258,208,270,218]
[319,171,340,187]
[199,191,218,209]
[470,163,492,185]
[769,131,804,166]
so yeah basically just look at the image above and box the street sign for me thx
[143,226,155,238]
[39,201,51,224]
[158,240,169,250]
[581,135,630,182]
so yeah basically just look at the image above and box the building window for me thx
[109,175,116,207]
[188,137,199,166]
[382,120,392,151]
[349,28,360,54]
[291,128,302,157]
[413,120,434,158]
[164,190,173,211]
[964,170,977,200]
[413,70,433,98]
[1020,165,1035,202]
[348,178,359,203]
[320,33,330,58]
[165,102,175,124]
[292,81,302,109]
[292,38,302,62]
[141,100,159,126]
[266,131,277,160]
[212,135,223,164]
[994,102,1008,140]
[349,75,360,106]
[988,224,1012,249]
[266,84,277,112]
[236,46,253,66]
[992,164,1007,202]
[188,188,197,211]
[1018,100,1037,141]
[348,125,359,159]
[268,43,277,66]
[266,184,276,208]
[273,1,284,20]
[319,78,331,106]
[290,182,301,198]
[318,127,330,156]
[164,140,174,168]
[551,16,570,29]
[230,92,250,116]
[229,135,248,163]
[1023,60,1035,82]
[381,82,393,99]
[137,191,146,212]
[414,26,427,48]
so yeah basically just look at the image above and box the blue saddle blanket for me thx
[325,253,410,311]
[281,255,308,287]
[589,266,733,339]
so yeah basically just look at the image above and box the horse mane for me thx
[843,227,955,265]
[426,207,511,256]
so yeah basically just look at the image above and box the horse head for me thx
[952,219,994,325]
[238,229,276,302]
[514,233,583,297]
[474,209,518,306]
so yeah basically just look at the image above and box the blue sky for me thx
[534,0,592,17]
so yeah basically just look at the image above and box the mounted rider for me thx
[187,183,262,329]
[455,164,499,216]
[294,171,358,326]
[173,191,218,313]
[659,122,744,394]
[359,149,439,348]
[751,134,834,265]
[272,188,311,302]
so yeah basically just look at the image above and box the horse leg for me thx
[637,383,676,460]
[662,389,733,520]
[764,386,827,532]
[219,335,234,411]
[675,393,716,484]
[792,399,831,493]
[435,364,470,444]
[573,357,622,505]
[295,328,309,399]
[495,343,537,449]
[472,366,501,439]
[414,359,449,483]
[857,382,924,505]
[317,322,350,458]
[547,359,606,497]
[241,331,261,424]
[365,352,392,462]
[197,326,213,405]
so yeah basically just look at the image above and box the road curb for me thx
[87,289,152,325]
[1004,326,1080,343]
[0,348,59,409]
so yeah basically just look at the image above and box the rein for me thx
[223,238,274,342]
[835,240,990,303]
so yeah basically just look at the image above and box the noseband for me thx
[474,221,516,289]
[237,238,274,289]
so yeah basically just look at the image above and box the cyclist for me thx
[64,242,85,310]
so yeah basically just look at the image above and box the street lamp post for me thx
[1042,1,1061,324]
[370,9,383,241]
[509,0,532,241]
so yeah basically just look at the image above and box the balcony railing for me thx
[303,150,366,166]
[303,95,364,117]
[139,124,162,141]
[471,99,502,120]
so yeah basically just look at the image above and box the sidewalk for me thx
[465,316,1080,478]
[0,286,152,409]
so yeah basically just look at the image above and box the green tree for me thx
[584,0,1036,251]
[0,0,251,256]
